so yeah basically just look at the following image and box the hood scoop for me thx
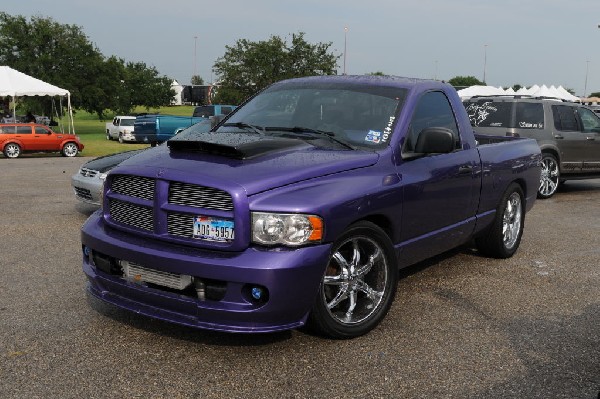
[167,132,307,160]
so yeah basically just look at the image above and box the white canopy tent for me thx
[458,83,581,102]
[0,66,74,133]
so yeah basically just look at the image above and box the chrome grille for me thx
[167,213,194,238]
[112,175,155,200]
[80,168,97,178]
[169,182,233,211]
[109,199,154,231]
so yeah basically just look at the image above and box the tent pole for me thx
[67,94,74,135]
[12,96,16,122]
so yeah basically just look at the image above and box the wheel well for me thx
[358,214,395,241]
[541,148,559,163]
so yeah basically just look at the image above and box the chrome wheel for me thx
[538,154,559,199]
[502,192,522,250]
[324,236,388,325]
[4,143,21,158]
[308,221,397,338]
[476,183,525,259]
[62,142,78,157]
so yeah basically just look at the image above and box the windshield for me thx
[217,82,406,150]
[121,119,135,126]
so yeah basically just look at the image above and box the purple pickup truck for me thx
[81,76,541,338]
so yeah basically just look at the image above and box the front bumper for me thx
[81,212,331,333]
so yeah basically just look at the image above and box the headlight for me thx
[251,212,323,246]
[99,172,108,181]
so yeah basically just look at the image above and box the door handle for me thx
[586,136,596,141]
[554,134,564,139]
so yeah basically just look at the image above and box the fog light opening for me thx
[243,284,269,304]
[83,245,91,257]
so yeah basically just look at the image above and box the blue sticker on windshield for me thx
[365,130,382,143]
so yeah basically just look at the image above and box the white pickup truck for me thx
[105,116,136,143]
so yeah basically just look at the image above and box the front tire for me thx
[307,221,398,339]
[476,183,525,258]
[61,142,79,157]
[3,143,21,158]
[538,153,559,199]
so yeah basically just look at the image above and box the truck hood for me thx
[115,135,379,195]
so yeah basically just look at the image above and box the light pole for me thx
[584,60,590,97]
[343,27,348,75]
[193,36,198,82]
[483,44,488,84]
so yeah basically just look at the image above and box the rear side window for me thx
[35,126,50,134]
[464,101,512,127]
[515,103,544,129]
[576,107,600,133]
[552,105,579,131]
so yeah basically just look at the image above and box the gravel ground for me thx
[0,156,598,399]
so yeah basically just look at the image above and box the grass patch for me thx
[61,105,196,157]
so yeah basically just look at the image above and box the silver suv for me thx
[464,96,600,198]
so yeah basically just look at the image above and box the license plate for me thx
[193,216,235,241]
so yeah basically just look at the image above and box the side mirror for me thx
[415,127,455,154]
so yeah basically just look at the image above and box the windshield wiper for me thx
[264,126,355,150]
[222,122,265,135]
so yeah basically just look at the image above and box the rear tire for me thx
[476,183,524,259]
[106,130,111,140]
[307,221,398,339]
[538,153,559,199]
[61,142,79,157]
[3,143,21,158]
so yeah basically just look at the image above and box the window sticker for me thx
[465,102,497,126]
[365,130,382,143]
[382,116,395,143]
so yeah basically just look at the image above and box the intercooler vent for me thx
[122,261,192,290]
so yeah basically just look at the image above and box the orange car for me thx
[0,123,84,158]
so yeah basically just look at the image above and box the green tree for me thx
[212,32,340,104]
[0,13,174,118]
[191,75,204,85]
[448,76,484,87]
[0,13,106,114]
[367,71,386,76]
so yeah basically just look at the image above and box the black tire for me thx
[106,130,111,140]
[61,142,79,157]
[3,143,21,158]
[538,153,560,199]
[118,134,124,144]
[476,183,525,259]
[307,221,398,339]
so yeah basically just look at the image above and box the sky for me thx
[4,0,600,96]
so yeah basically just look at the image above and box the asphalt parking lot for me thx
[0,156,598,399]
